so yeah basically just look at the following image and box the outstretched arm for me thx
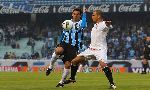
[105,21,113,29]
[80,10,87,28]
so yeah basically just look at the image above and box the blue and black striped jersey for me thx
[59,12,87,50]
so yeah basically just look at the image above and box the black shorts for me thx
[58,42,78,63]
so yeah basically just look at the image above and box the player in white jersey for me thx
[71,10,116,89]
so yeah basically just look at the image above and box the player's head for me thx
[144,36,150,43]
[72,8,82,22]
[146,37,150,42]
[92,10,103,23]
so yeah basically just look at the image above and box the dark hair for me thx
[94,10,103,18]
[73,8,83,15]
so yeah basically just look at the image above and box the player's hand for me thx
[105,21,112,27]
[83,8,87,13]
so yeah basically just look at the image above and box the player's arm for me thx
[101,22,109,32]
[105,21,113,29]
[80,11,87,28]
[102,21,112,32]
[59,31,65,43]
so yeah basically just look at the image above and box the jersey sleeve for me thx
[59,30,65,43]
[101,21,109,32]
[80,12,87,28]
[103,27,109,32]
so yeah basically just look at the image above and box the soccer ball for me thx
[62,20,73,30]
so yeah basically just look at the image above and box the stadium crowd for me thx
[0,23,59,59]
[107,24,150,60]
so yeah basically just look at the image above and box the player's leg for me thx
[69,49,80,82]
[70,64,78,81]
[141,59,149,74]
[46,46,64,76]
[56,61,71,87]
[64,48,92,84]
[95,50,116,89]
[84,61,89,73]
[56,44,77,87]
[63,56,86,84]
[99,60,116,89]
[71,56,85,75]
[77,64,83,72]
[46,52,57,76]
[63,46,80,84]
[70,48,93,78]
[70,49,93,79]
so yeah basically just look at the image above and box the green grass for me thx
[0,72,150,90]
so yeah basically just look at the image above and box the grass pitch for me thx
[0,72,150,90]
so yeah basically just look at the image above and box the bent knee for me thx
[71,56,85,65]
[99,60,107,68]
[71,59,77,65]
[64,61,71,69]
[55,47,64,55]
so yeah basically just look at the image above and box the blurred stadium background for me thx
[0,0,150,89]
[0,0,150,71]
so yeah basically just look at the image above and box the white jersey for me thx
[90,21,109,50]
[78,21,109,62]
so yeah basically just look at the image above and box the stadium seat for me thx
[0,0,144,5]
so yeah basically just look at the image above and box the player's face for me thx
[146,37,150,42]
[72,11,81,22]
[92,11,101,23]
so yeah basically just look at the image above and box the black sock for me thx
[102,67,114,85]
[70,65,78,80]
[143,64,148,73]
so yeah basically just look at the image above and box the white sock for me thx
[85,64,89,73]
[77,64,83,72]
[59,68,70,84]
[48,52,58,69]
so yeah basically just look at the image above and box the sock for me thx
[77,64,83,72]
[70,65,78,80]
[59,68,70,84]
[48,52,58,69]
[102,66,114,85]
[143,63,148,73]
[85,64,89,73]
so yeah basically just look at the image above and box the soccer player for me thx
[71,10,116,89]
[141,37,150,74]
[46,8,87,87]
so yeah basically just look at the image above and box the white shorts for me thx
[78,48,107,63]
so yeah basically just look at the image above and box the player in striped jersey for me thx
[46,8,87,87]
